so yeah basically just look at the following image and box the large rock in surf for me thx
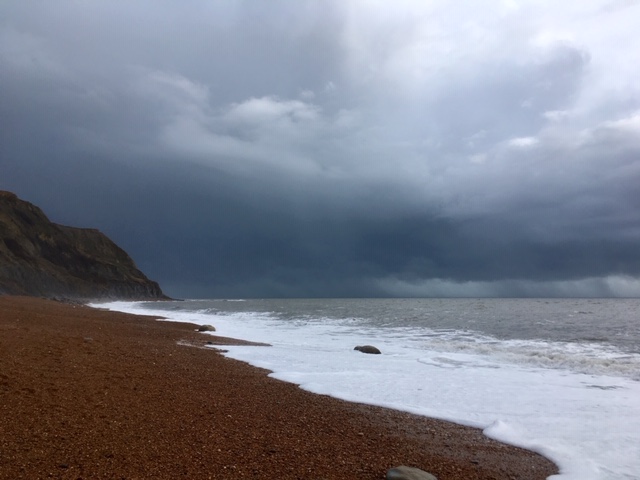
[354,345,381,354]
[0,190,167,300]
[386,466,438,480]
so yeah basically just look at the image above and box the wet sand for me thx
[0,296,558,479]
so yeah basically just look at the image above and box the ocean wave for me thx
[408,332,640,380]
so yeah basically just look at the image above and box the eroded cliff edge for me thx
[0,190,167,300]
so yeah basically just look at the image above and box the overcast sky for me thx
[2,1,640,298]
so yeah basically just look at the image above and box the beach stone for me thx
[197,324,216,332]
[386,466,438,480]
[354,345,381,354]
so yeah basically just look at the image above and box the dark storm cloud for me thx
[2,1,640,297]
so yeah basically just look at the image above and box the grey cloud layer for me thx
[2,0,639,297]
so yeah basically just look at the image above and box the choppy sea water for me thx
[95,298,640,480]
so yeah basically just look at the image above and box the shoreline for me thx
[0,296,558,479]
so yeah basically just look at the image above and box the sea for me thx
[93,298,640,480]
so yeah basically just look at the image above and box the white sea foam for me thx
[94,300,640,480]
[406,333,640,380]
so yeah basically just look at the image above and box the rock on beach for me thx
[387,465,438,480]
[197,324,216,332]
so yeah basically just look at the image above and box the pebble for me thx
[386,465,438,480]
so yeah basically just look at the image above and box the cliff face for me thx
[0,191,167,300]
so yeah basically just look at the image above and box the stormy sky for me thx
[2,1,640,298]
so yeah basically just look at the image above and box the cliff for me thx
[0,191,167,300]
